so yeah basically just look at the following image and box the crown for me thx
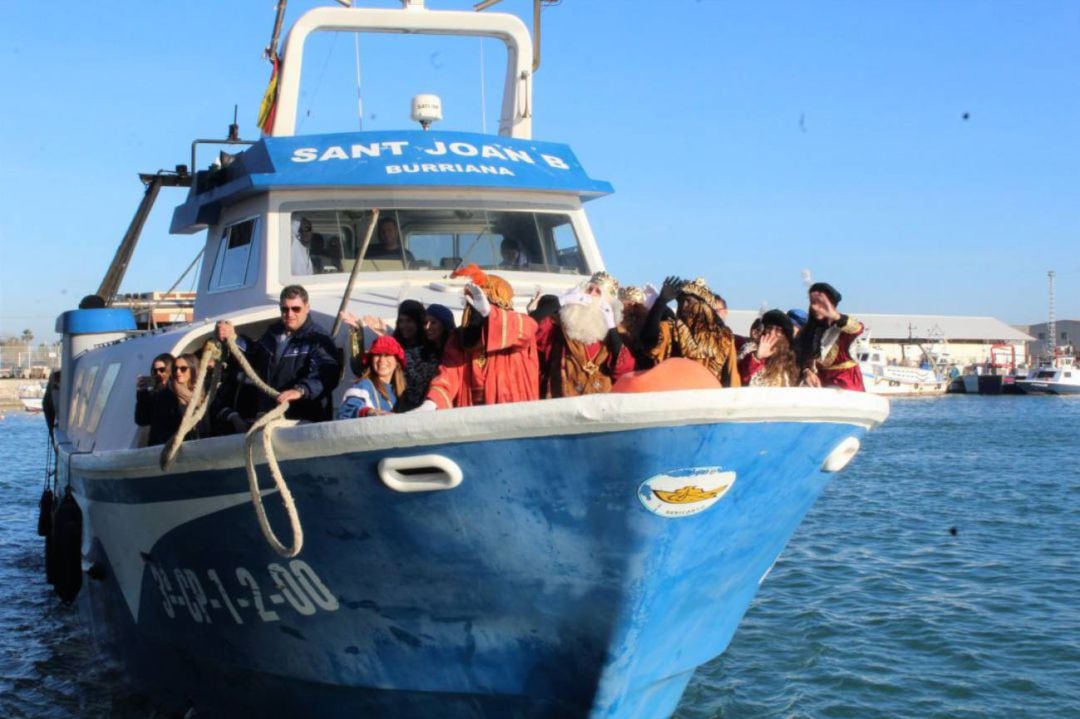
[587,271,619,299]
[618,285,646,304]
[679,277,716,304]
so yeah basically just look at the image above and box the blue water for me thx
[1,397,1078,717]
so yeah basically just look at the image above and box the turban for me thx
[450,263,515,310]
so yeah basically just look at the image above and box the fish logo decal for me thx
[651,485,721,504]
[638,467,736,518]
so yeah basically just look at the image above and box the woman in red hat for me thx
[337,336,407,418]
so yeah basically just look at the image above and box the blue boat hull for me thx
[69,399,880,718]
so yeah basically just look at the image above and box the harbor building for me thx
[728,311,1033,368]
[1019,319,1079,359]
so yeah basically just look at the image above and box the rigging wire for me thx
[354,33,364,130]
[479,39,487,134]
[298,32,340,133]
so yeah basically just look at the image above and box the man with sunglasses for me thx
[216,285,341,421]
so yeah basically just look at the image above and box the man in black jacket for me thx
[216,285,341,422]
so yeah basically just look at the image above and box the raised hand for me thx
[527,288,543,314]
[338,310,360,330]
[464,282,492,317]
[659,276,683,302]
[362,315,388,334]
[216,320,236,342]
[756,328,779,359]
[809,294,841,322]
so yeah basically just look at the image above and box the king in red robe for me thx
[424,265,539,409]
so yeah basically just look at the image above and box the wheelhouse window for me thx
[208,218,260,291]
[85,362,121,434]
[289,208,588,276]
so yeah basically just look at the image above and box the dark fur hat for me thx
[808,282,842,306]
[761,309,794,343]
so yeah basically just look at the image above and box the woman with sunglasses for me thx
[337,336,406,419]
[148,353,205,445]
[135,353,174,429]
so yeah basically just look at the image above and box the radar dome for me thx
[411,94,443,130]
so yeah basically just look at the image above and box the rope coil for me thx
[244,403,303,557]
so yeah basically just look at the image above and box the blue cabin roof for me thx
[171,130,613,233]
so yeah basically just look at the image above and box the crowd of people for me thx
[135,273,866,444]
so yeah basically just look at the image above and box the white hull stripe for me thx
[87,490,275,622]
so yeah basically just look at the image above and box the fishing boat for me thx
[47,3,889,717]
[856,346,947,396]
[1016,273,1079,395]
[19,382,46,413]
[1016,352,1080,395]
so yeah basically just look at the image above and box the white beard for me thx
[560,301,609,344]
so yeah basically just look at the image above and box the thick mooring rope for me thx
[223,334,304,558]
[243,402,302,557]
[159,333,304,558]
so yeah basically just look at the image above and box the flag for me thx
[257,55,280,135]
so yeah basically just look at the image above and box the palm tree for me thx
[21,329,34,344]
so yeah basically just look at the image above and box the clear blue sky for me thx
[1,0,1077,342]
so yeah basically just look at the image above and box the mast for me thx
[1048,270,1056,358]
[97,169,192,304]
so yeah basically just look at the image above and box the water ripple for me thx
[676,396,1080,718]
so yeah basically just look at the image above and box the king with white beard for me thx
[536,272,636,398]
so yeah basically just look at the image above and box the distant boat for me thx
[949,343,1026,395]
[19,382,45,413]
[1016,353,1080,395]
[1018,272,1079,394]
[857,346,947,396]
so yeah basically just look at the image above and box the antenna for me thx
[354,34,363,130]
[228,105,240,141]
[1048,270,1056,357]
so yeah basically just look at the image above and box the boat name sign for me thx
[249,130,614,195]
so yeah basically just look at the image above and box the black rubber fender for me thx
[37,488,53,537]
[51,488,83,603]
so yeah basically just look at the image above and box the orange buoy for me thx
[612,358,721,394]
